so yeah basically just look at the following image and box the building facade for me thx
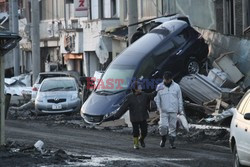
[2,0,250,81]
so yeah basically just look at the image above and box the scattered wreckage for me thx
[81,19,209,124]
[0,140,91,166]
[179,52,246,126]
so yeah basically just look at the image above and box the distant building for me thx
[2,0,250,80]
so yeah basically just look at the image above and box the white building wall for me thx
[83,20,120,52]
[40,20,61,41]
[112,40,127,60]
[89,52,99,77]
[83,21,102,51]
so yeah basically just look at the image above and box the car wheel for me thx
[186,59,200,74]
[233,145,243,167]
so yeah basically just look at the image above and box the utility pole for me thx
[0,32,21,145]
[128,0,138,45]
[0,53,5,145]
[31,0,40,84]
[12,0,20,76]
[242,0,248,34]
[64,0,68,29]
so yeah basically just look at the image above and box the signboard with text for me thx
[74,0,88,17]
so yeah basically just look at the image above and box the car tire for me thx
[186,59,200,74]
[233,145,243,167]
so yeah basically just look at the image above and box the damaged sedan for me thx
[81,20,208,124]
[35,77,81,115]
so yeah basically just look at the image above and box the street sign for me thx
[74,0,88,17]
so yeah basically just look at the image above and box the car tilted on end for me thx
[81,20,208,124]
[35,77,81,114]
[230,90,250,167]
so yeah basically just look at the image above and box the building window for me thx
[111,0,117,17]
[124,0,128,20]
[66,0,73,4]
[39,0,65,20]
[140,0,157,19]
[100,0,104,18]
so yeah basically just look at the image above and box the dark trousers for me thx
[132,120,148,138]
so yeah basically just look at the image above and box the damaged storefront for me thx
[60,31,84,75]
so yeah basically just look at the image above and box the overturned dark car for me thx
[81,20,208,124]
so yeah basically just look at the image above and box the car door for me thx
[171,27,192,73]
[152,39,178,75]
[235,93,250,161]
[238,98,250,164]
[136,56,158,92]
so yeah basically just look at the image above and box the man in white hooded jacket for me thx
[154,71,184,149]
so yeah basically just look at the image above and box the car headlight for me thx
[71,94,78,100]
[103,108,119,119]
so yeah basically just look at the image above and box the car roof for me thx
[43,77,75,81]
[38,71,70,75]
[111,20,188,67]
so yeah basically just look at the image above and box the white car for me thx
[35,77,81,114]
[230,90,250,167]
[32,71,82,101]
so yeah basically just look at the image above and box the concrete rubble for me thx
[0,140,91,167]
[179,52,247,126]
[5,73,32,97]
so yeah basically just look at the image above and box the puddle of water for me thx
[41,151,194,167]
[65,156,194,167]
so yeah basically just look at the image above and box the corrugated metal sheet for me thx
[180,74,222,105]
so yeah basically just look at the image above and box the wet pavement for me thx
[2,119,233,167]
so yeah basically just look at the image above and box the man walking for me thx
[154,71,184,149]
[103,81,156,149]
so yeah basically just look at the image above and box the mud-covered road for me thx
[4,120,233,167]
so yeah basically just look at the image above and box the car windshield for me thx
[95,64,135,94]
[40,79,76,92]
[38,74,68,84]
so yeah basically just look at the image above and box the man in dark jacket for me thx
[103,81,156,149]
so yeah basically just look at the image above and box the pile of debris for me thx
[180,52,246,126]
[0,140,91,167]
[5,73,32,102]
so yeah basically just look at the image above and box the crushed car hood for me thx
[81,91,127,116]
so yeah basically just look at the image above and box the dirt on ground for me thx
[0,140,92,167]
[1,105,232,167]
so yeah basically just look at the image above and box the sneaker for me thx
[160,136,166,147]
[169,136,176,149]
[134,144,139,149]
[169,145,176,149]
[139,138,145,148]
[160,140,166,147]
[133,137,139,149]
